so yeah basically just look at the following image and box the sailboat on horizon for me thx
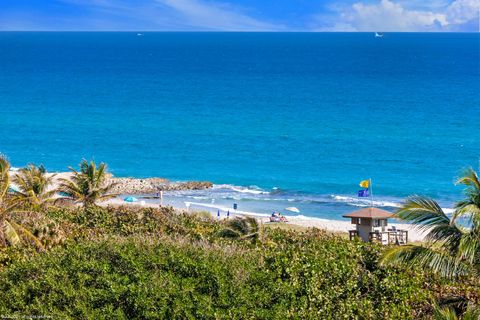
[375,32,384,38]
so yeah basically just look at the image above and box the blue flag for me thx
[358,189,369,197]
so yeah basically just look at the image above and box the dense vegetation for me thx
[0,205,478,319]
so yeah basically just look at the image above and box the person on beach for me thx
[270,212,280,222]
[270,212,288,222]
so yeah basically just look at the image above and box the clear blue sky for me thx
[1,0,478,32]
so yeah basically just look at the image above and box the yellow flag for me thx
[359,180,370,188]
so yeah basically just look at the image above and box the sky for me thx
[0,0,478,32]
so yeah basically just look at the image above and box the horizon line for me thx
[1,30,479,33]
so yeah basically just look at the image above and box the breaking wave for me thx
[331,195,401,208]
[213,184,270,195]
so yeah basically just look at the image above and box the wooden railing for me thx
[369,230,408,245]
[348,229,408,245]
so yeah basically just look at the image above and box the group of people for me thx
[270,211,288,223]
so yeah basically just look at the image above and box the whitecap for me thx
[331,195,401,208]
[213,184,269,195]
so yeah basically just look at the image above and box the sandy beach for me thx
[104,197,427,242]
[9,169,427,242]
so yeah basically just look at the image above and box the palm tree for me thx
[382,168,480,278]
[12,164,56,210]
[217,216,261,241]
[382,167,480,279]
[58,159,117,208]
[382,167,480,318]
[0,154,12,247]
[0,155,44,250]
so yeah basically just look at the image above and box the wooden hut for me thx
[343,207,407,245]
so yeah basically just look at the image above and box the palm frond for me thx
[452,204,480,228]
[58,178,83,198]
[218,217,260,241]
[0,154,11,200]
[8,220,45,252]
[433,305,458,320]
[456,167,480,191]
[3,220,20,246]
[384,167,480,280]
[57,160,116,207]
[381,245,470,279]
[11,163,56,209]
[455,167,480,215]
[461,305,480,320]
[217,228,242,238]
[396,196,462,245]
[226,218,250,234]
[396,196,450,229]
[244,216,259,231]
[433,303,480,320]
[456,232,480,267]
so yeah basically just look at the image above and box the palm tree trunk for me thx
[0,218,7,247]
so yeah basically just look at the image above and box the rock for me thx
[107,177,213,195]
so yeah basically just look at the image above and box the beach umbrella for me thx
[124,196,138,203]
[285,207,300,213]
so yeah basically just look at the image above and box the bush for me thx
[45,205,220,240]
[0,231,436,319]
[0,206,476,319]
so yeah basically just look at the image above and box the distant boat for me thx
[137,33,143,36]
[375,32,384,38]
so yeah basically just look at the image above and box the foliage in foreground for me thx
[0,206,478,319]
[0,232,428,319]
[382,167,480,280]
[382,167,480,317]
[0,155,45,251]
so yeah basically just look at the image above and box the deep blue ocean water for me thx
[0,32,479,218]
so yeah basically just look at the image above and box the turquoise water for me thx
[0,32,479,218]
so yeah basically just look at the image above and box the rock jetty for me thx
[108,177,213,195]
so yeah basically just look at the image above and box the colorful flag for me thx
[359,180,370,188]
[358,189,369,197]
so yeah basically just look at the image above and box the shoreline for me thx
[103,198,428,242]
[10,169,428,241]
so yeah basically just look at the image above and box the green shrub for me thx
[0,206,476,319]
[0,231,437,319]
[45,205,220,240]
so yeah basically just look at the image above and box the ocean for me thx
[0,32,478,219]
